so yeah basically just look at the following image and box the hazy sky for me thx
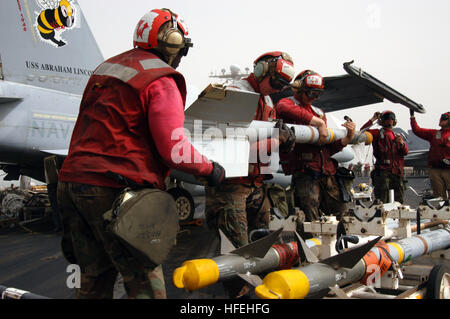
[77,0,450,131]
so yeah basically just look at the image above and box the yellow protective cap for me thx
[364,131,373,145]
[172,259,219,291]
[255,269,310,299]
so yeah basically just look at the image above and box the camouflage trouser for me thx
[429,167,450,200]
[205,182,271,298]
[292,171,348,222]
[57,182,166,299]
[371,169,405,203]
[205,183,270,248]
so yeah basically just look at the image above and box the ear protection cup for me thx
[254,60,269,80]
[159,11,185,56]
[160,28,184,55]
[292,70,314,92]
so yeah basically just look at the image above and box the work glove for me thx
[410,109,415,117]
[206,161,225,186]
[275,119,296,153]
[371,112,381,122]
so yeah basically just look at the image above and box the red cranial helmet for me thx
[253,51,295,86]
[291,70,324,99]
[133,8,193,65]
[378,110,397,127]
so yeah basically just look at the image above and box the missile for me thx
[255,228,450,299]
[0,285,49,299]
[172,228,322,291]
[248,120,373,146]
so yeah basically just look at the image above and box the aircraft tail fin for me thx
[0,0,104,95]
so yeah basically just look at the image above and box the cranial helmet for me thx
[253,51,295,87]
[291,70,324,99]
[133,8,193,66]
[378,110,397,127]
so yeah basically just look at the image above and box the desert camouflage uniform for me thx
[57,182,166,299]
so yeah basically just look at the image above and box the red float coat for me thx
[275,96,344,175]
[410,117,450,168]
[59,49,212,190]
[361,120,409,176]
[226,74,278,186]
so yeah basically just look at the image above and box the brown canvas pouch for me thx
[103,188,179,266]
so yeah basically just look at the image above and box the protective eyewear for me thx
[180,38,193,56]
[440,114,449,121]
[382,113,396,121]
[305,89,323,99]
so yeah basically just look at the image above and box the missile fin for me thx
[219,229,237,255]
[328,285,351,299]
[320,236,381,269]
[295,231,319,263]
[231,228,283,259]
[237,273,263,287]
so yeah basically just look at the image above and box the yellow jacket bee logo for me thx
[36,0,76,47]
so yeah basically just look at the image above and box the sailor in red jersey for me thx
[275,70,356,233]
[361,110,409,203]
[410,110,450,199]
[57,9,225,299]
[204,52,296,298]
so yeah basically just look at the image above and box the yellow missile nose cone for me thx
[172,266,187,289]
[172,259,219,291]
[255,269,310,299]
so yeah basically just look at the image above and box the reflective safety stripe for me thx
[288,96,300,104]
[140,58,172,71]
[311,105,324,117]
[264,95,274,108]
[94,62,139,83]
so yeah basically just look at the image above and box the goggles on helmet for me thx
[305,89,323,99]
[381,112,396,121]
[440,113,449,121]
[180,38,193,56]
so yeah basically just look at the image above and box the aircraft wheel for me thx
[425,265,450,299]
[168,187,195,222]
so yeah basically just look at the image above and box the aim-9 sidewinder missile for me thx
[255,228,450,299]
[172,228,321,291]
[248,120,373,145]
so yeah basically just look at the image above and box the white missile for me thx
[248,120,373,146]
